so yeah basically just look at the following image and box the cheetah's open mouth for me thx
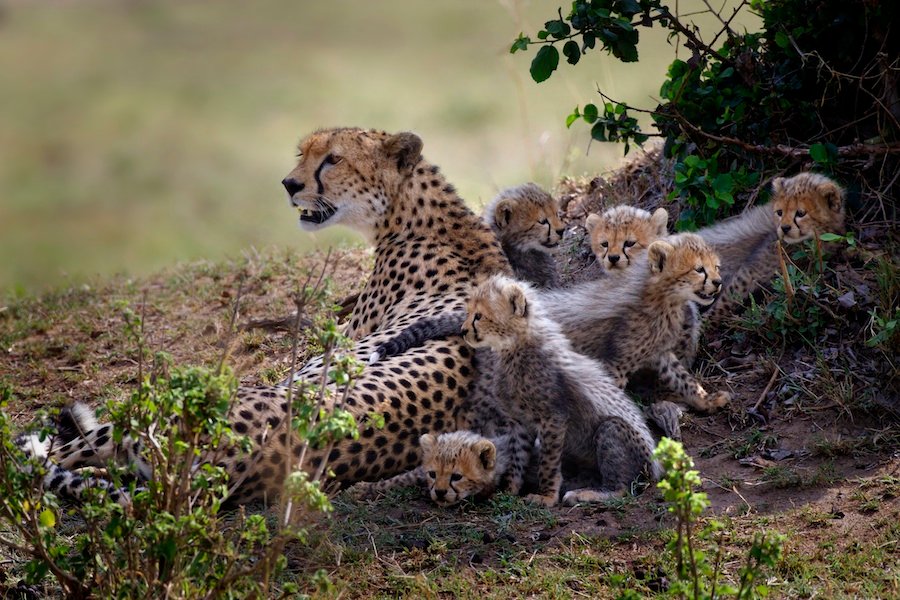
[298,205,337,224]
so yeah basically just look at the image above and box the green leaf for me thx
[565,108,580,128]
[712,173,734,194]
[818,232,843,242]
[39,509,56,528]
[582,103,599,123]
[590,121,608,142]
[510,34,530,54]
[774,30,790,49]
[530,45,559,83]
[563,40,581,65]
[809,142,830,164]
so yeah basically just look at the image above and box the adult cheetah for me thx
[24,128,515,505]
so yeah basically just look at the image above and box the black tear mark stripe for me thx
[314,157,329,195]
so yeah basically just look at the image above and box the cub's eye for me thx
[695,266,705,273]
[600,241,609,248]
[427,471,436,479]
[796,209,806,217]
[324,154,342,165]
[775,209,783,216]
[624,240,636,248]
[473,312,482,321]
[450,473,463,482]
[539,218,549,225]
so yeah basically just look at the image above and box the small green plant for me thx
[651,438,784,599]
[0,262,363,598]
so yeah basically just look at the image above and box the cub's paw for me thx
[562,488,623,506]
[524,492,558,508]
[707,391,731,410]
[346,482,378,501]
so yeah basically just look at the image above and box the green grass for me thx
[0,0,759,294]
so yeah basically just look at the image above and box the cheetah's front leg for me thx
[655,351,730,412]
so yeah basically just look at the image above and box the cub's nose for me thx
[608,255,620,265]
[282,178,305,197]
[555,227,565,237]
[712,279,723,289]
[434,489,447,501]
[781,224,792,234]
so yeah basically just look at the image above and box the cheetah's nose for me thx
[556,228,565,237]
[781,224,792,234]
[712,279,722,289]
[608,255,620,265]
[282,178,306,197]
[434,489,447,501]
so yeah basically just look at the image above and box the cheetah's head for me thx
[772,172,845,243]
[420,431,497,506]
[647,233,722,306]
[461,275,531,351]
[485,183,565,252]
[281,128,423,241]
[586,206,669,272]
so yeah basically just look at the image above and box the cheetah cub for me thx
[484,183,565,289]
[544,232,729,412]
[585,205,669,272]
[348,430,517,505]
[463,274,662,507]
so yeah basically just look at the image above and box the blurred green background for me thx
[0,0,758,294]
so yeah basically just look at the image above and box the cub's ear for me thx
[504,282,528,317]
[647,240,675,274]
[419,433,436,455]
[473,439,497,471]
[770,176,785,196]
[585,213,602,233]
[492,198,515,228]
[818,179,845,214]
[650,207,670,237]
[383,132,423,171]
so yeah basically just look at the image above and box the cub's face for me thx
[488,184,565,252]
[281,128,423,240]
[648,234,723,306]
[771,172,845,243]
[420,432,497,506]
[461,277,529,351]
[586,207,669,271]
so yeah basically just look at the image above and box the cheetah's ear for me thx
[818,179,845,214]
[493,198,514,228]
[383,132,423,172]
[585,213,602,233]
[650,208,670,237]
[504,283,528,318]
[473,439,497,471]
[419,433,436,456]
[770,176,785,196]
[647,240,675,274]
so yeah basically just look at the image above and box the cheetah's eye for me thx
[427,471,436,480]
[796,209,806,217]
[600,241,609,248]
[473,312,482,321]
[324,154,342,165]
[624,240,636,248]
[695,266,705,274]
[539,218,549,226]
[775,209,783,217]
[450,473,463,482]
